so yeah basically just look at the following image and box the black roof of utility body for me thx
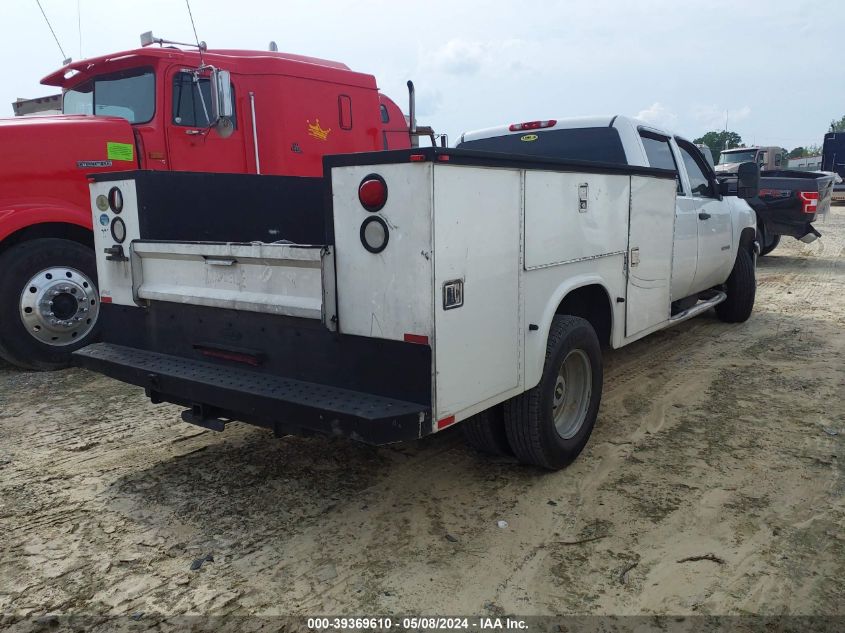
[323,147,678,180]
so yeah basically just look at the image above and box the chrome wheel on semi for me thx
[19,267,99,346]
[0,238,100,370]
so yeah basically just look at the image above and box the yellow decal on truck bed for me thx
[107,142,134,162]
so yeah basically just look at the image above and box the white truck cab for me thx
[77,116,761,471]
[458,115,758,315]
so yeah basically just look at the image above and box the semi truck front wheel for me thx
[0,239,100,371]
[504,315,603,470]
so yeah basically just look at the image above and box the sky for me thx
[3,0,842,150]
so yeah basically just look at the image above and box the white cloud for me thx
[414,87,443,118]
[423,37,549,78]
[429,39,486,76]
[635,102,677,128]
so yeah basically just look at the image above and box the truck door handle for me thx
[699,212,712,221]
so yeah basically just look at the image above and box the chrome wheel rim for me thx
[552,349,592,439]
[19,267,99,347]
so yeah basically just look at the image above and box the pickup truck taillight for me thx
[798,191,819,214]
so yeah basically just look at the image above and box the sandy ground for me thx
[0,211,843,623]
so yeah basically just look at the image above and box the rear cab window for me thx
[639,130,681,193]
[458,127,628,164]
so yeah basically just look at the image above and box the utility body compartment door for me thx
[433,165,522,418]
[625,176,677,338]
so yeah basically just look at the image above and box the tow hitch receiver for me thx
[181,404,228,432]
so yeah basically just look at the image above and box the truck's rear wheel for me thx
[504,316,602,470]
[715,248,756,324]
[462,406,513,456]
[0,239,100,370]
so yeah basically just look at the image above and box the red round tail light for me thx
[358,175,388,212]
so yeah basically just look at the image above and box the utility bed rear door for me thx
[433,165,522,417]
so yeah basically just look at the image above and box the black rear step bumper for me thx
[73,343,432,445]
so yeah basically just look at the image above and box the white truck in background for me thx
[715,145,787,173]
[75,115,760,470]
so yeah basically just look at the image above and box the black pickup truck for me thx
[720,169,834,256]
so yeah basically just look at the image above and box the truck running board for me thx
[668,291,727,325]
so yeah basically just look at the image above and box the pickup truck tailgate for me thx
[129,241,336,324]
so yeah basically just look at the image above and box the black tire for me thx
[503,316,603,470]
[715,247,756,324]
[462,405,513,456]
[760,234,781,256]
[0,239,100,371]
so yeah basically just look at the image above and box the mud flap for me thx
[799,226,822,244]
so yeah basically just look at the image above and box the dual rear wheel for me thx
[462,315,603,470]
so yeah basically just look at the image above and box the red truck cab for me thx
[0,41,410,370]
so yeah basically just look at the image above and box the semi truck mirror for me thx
[736,162,760,199]
[209,69,235,135]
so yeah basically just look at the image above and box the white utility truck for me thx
[76,116,760,470]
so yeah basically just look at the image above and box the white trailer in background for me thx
[77,116,760,470]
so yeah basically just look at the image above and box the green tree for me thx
[831,116,845,132]
[788,147,805,159]
[693,130,744,164]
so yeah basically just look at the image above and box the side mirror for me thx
[736,162,760,199]
[209,69,235,137]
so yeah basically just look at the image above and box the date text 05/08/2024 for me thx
[307,617,529,631]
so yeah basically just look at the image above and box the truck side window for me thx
[172,72,236,128]
[679,145,715,198]
[380,104,390,124]
[339,95,353,130]
[639,132,681,193]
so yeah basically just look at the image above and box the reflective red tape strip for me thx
[437,416,456,430]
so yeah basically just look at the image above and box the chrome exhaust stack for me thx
[407,80,439,148]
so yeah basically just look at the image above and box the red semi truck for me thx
[0,35,411,370]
